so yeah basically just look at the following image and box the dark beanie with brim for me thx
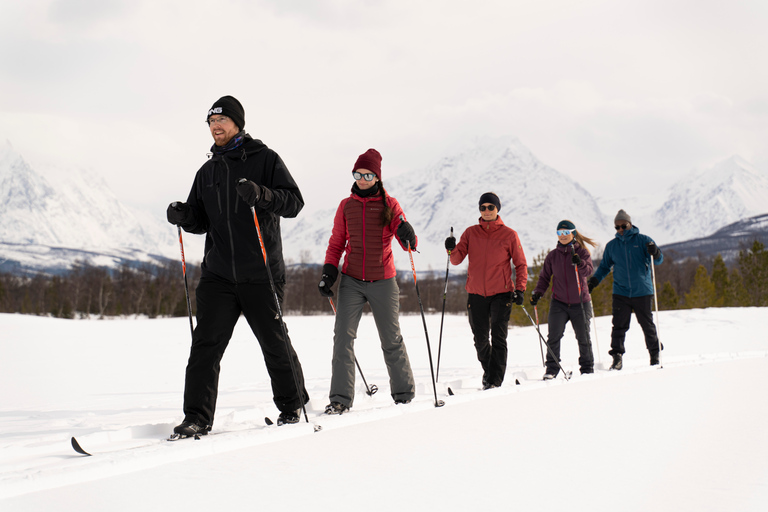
[479,192,501,212]
[557,220,576,231]
[207,96,245,131]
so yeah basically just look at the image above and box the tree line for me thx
[1,240,766,320]
[510,239,768,326]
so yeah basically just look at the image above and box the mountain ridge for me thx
[2,138,767,274]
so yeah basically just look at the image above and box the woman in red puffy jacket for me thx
[318,149,417,414]
[445,192,528,389]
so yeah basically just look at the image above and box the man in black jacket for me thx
[167,96,307,435]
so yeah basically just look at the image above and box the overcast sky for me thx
[1,0,767,217]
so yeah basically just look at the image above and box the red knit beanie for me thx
[352,149,382,179]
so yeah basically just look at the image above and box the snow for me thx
[1,307,767,511]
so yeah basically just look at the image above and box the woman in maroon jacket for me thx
[531,220,597,379]
[445,192,528,389]
[317,149,417,414]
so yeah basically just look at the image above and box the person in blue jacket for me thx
[588,209,663,370]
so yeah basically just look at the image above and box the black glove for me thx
[236,178,262,207]
[646,242,660,258]
[166,201,192,226]
[588,276,599,293]
[318,264,339,298]
[445,236,456,251]
[571,252,581,265]
[397,220,417,249]
[513,289,524,306]
[530,291,543,306]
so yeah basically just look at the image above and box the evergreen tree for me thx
[658,281,679,310]
[710,254,728,307]
[684,265,716,309]
[738,240,768,307]
[726,268,750,307]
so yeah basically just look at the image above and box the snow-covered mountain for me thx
[660,213,768,262]
[0,140,182,273]
[652,156,768,244]
[4,137,767,275]
[282,136,610,270]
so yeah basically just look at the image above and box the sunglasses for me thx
[352,171,377,182]
[615,224,630,231]
[479,204,497,212]
[556,229,574,236]
[207,115,231,126]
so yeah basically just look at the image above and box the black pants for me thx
[467,292,513,387]
[183,275,307,426]
[610,294,660,356]
[545,299,594,376]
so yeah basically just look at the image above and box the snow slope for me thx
[652,155,768,244]
[0,140,195,273]
[1,308,767,511]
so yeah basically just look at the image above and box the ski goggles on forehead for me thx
[352,171,377,181]
[556,229,574,236]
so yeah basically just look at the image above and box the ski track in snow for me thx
[1,309,767,511]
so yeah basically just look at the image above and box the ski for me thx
[167,432,206,441]
[264,417,273,425]
[71,436,91,456]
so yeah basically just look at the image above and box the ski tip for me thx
[447,387,454,396]
[264,417,274,426]
[515,379,521,385]
[71,437,91,456]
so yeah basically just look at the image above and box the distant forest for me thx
[1,240,766,326]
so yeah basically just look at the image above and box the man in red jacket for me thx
[446,192,527,389]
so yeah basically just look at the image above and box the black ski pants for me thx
[182,274,307,426]
[610,294,660,356]
[545,299,594,376]
[467,292,513,387]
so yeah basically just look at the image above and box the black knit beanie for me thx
[478,192,501,212]
[557,220,576,231]
[207,96,245,131]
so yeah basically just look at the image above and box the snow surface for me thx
[1,308,767,511]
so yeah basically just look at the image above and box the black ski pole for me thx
[520,305,571,380]
[175,221,194,340]
[326,297,378,396]
[435,226,453,382]
[247,200,317,431]
[650,254,663,368]
[403,221,444,407]
[533,305,545,367]
[570,244,594,365]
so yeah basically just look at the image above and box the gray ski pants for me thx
[329,275,415,407]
